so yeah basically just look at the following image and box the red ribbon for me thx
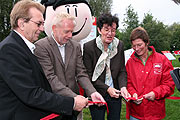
[40,113,59,120]
[166,96,180,100]
[40,101,108,120]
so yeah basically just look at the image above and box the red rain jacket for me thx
[126,46,175,120]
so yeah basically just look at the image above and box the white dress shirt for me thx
[14,30,35,54]
[52,33,66,63]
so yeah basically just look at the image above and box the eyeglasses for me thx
[29,19,44,27]
[102,27,116,34]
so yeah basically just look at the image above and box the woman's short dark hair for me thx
[97,13,119,30]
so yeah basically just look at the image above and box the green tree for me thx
[87,0,112,18]
[141,13,171,53]
[120,5,139,50]
[122,5,139,30]
[0,0,20,41]
[168,23,180,51]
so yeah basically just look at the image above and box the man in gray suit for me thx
[34,13,105,120]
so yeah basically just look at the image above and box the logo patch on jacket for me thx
[153,63,162,74]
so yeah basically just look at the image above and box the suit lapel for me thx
[65,40,73,71]
[94,41,102,58]
[11,31,32,56]
[31,54,46,74]
[48,37,65,69]
[11,31,46,76]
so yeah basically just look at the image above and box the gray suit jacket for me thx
[34,36,96,97]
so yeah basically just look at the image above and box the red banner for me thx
[174,50,180,55]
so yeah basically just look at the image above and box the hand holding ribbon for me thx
[143,91,155,101]
[131,93,143,104]
[89,92,105,106]
[120,87,131,98]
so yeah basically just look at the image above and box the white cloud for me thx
[112,0,180,28]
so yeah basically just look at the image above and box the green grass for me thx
[83,55,180,120]
[83,108,91,120]
[164,87,180,120]
[172,55,180,67]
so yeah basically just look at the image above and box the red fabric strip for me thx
[166,96,180,100]
[40,101,108,120]
[40,113,59,120]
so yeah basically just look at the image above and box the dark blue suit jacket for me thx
[0,31,74,120]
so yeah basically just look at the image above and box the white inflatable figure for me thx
[41,0,93,42]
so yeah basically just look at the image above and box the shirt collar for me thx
[51,32,66,48]
[14,30,35,54]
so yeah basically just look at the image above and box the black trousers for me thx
[89,94,122,120]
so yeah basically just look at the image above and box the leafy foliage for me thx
[119,5,139,50]
[0,0,19,41]
[141,13,171,52]
[168,23,180,52]
[116,5,179,53]
[87,0,113,18]
[0,0,179,54]
[122,5,139,30]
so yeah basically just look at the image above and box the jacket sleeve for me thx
[0,43,74,115]
[126,60,137,96]
[152,57,175,99]
[34,41,77,97]
[75,43,96,96]
[117,42,127,89]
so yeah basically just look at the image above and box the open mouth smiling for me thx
[72,18,87,36]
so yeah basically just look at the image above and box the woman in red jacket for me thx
[126,27,175,120]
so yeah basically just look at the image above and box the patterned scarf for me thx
[92,36,119,86]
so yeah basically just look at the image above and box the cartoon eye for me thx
[65,5,70,14]
[67,8,70,14]
[75,8,77,17]
[73,5,78,17]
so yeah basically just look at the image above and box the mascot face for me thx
[44,2,92,41]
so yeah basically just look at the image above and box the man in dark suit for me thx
[0,0,88,120]
[34,12,105,120]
